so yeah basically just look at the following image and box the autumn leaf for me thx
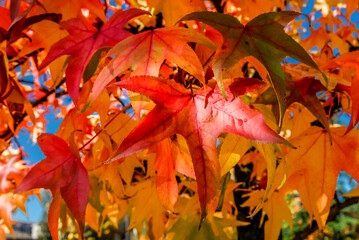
[147,0,205,26]
[169,188,249,240]
[219,133,251,176]
[14,134,89,240]
[47,190,62,240]
[224,0,285,24]
[91,26,216,102]
[107,75,287,221]
[127,179,167,239]
[321,51,359,133]
[250,142,281,214]
[171,134,195,179]
[0,50,11,103]
[242,189,292,240]
[15,20,68,65]
[153,139,180,212]
[153,136,194,211]
[3,0,359,238]
[0,193,18,234]
[0,3,61,45]
[286,76,331,137]
[284,127,359,228]
[0,44,36,124]
[0,6,11,30]
[39,8,148,103]
[180,11,320,123]
[0,157,28,194]
[281,103,316,139]
[38,0,106,21]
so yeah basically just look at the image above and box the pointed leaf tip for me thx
[180,11,320,126]
[113,76,286,222]
[199,210,207,230]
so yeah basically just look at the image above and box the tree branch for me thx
[292,197,359,240]
[32,78,66,107]
[0,78,66,142]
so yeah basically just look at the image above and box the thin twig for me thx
[18,79,34,84]
[78,104,132,151]
[80,104,133,171]
[12,136,23,159]
[32,78,66,107]
[114,96,126,107]
[0,78,66,142]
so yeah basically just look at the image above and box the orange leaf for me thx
[285,127,359,228]
[153,138,180,211]
[147,0,205,26]
[242,189,292,240]
[39,0,106,21]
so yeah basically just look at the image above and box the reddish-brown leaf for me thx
[286,77,330,137]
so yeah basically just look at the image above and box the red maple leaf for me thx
[15,134,89,240]
[108,76,287,220]
[39,8,148,103]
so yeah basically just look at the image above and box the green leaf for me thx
[180,11,320,125]
[83,47,110,83]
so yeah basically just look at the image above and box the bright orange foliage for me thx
[0,0,359,239]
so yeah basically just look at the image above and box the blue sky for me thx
[12,111,63,223]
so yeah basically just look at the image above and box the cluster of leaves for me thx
[0,0,359,239]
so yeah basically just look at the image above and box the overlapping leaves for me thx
[180,11,321,123]
[108,75,287,219]
[39,8,148,103]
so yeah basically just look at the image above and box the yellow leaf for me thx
[219,133,251,176]
[242,189,292,240]
[102,165,125,198]
[250,143,280,215]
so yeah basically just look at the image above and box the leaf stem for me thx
[78,104,132,151]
